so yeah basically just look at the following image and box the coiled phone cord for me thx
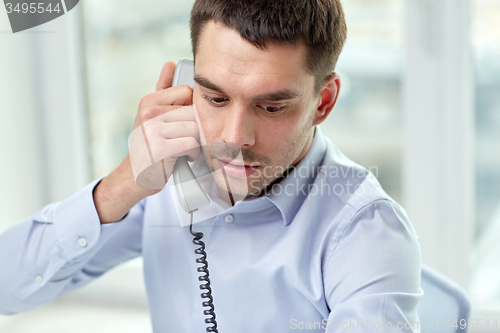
[189,212,219,333]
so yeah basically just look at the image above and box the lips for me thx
[216,158,258,178]
[219,159,247,167]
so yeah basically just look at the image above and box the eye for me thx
[259,105,285,113]
[203,94,228,105]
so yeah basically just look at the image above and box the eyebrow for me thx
[194,74,302,102]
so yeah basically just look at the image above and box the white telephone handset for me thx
[171,58,210,213]
[173,59,220,333]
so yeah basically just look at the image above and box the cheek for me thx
[256,117,300,153]
[270,108,310,138]
[271,110,313,154]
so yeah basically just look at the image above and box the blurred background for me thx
[0,0,499,331]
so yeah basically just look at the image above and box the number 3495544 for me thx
[5,2,62,14]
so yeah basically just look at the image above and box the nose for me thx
[220,104,256,149]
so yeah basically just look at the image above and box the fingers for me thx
[139,85,193,111]
[145,121,200,141]
[129,60,199,190]
[145,121,200,161]
[129,126,201,189]
[147,136,201,166]
[135,105,197,130]
[135,106,202,165]
[156,61,176,91]
[162,137,202,162]
[143,121,200,157]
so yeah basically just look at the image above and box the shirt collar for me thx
[263,125,327,225]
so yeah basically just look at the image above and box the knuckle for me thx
[179,85,193,100]
[140,106,159,122]
[139,93,154,109]
[180,85,192,95]
[187,136,199,148]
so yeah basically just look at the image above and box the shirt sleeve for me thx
[322,199,424,332]
[0,177,144,315]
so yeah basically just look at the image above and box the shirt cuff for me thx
[9,177,126,301]
[52,176,124,262]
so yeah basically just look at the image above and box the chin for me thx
[213,172,250,197]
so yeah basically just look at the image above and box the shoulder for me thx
[305,138,389,232]
[322,198,422,306]
[317,137,421,293]
[316,133,413,230]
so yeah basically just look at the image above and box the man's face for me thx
[193,21,320,198]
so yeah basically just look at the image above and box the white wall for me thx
[0,8,46,232]
[0,5,91,234]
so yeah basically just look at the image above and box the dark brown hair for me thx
[190,0,347,93]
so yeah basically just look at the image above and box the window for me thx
[325,0,403,203]
[83,0,195,177]
[470,0,500,303]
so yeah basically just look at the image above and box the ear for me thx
[312,72,341,126]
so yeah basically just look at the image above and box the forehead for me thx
[195,21,314,97]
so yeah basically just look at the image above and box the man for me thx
[0,0,423,332]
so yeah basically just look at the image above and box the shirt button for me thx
[35,275,43,284]
[224,214,234,223]
[78,237,88,247]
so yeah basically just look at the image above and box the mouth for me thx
[216,158,259,178]
[219,159,245,166]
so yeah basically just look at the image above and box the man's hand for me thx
[93,61,200,223]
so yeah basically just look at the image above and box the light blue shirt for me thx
[0,125,423,332]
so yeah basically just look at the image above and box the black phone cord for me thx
[189,212,219,332]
